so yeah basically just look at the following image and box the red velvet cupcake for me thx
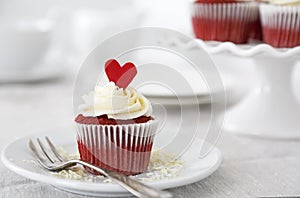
[75,60,158,176]
[191,0,259,43]
[260,1,300,48]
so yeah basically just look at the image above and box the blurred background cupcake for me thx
[191,0,259,44]
[259,0,300,48]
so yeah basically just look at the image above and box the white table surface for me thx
[0,73,300,198]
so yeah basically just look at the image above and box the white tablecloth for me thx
[1,76,300,198]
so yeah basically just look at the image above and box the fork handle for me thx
[74,160,173,198]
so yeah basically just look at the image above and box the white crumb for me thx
[49,148,183,183]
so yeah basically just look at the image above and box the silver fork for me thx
[28,137,173,198]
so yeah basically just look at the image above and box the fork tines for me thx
[29,137,64,168]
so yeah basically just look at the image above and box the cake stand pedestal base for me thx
[223,57,300,139]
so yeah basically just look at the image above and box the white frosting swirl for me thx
[78,82,153,120]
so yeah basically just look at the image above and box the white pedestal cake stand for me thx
[198,40,300,139]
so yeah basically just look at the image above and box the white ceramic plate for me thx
[137,72,232,99]
[147,94,223,106]
[131,37,232,103]
[1,131,222,197]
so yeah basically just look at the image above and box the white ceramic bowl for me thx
[0,19,52,72]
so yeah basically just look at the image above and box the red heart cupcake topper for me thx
[104,59,137,89]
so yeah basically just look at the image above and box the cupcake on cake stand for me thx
[191,0,300,139]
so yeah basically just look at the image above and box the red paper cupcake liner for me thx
[260,4,300,48]
[249,18,263,41]
[191,2,259,44]
[75,120,158,175]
